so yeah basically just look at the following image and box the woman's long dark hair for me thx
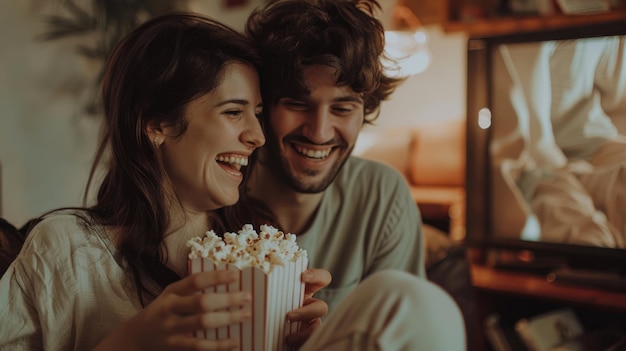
[83,12,261,304]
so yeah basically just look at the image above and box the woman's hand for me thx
[285,268,332,349]
[94,270,252,351]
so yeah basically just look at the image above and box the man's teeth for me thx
[216,155,248,167]
[295,146,332,159]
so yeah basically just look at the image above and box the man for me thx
[229,0,426,314]
[218,1,466,349]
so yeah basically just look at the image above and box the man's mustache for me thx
[283,135,346,148]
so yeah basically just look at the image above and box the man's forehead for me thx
[284,89,363,104]
[301,65,362,101]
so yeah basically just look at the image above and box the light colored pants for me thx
[578,139,626,241]
[300,270,466,351]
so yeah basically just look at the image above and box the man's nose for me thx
[302,109,334,143]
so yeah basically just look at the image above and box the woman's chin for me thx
[218,193,240,209]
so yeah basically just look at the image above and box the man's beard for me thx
[264,131,352,194]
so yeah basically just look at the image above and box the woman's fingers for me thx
[171,308,252,333]
[170,291,252,315]
[166,334,242,351]
[192,338,242,351]
[165,270,239,296]
[154,269,329,350]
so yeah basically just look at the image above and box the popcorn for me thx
[187,224,306,273]
[187,224,308,351]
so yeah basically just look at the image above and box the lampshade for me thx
[380,1,431,78]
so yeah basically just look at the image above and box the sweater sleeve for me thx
[368,170,426,279]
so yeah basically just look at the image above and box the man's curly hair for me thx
[246,0,404,123]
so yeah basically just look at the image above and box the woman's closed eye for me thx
[224,109,244,119]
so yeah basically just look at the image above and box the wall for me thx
[378,25,467,127]
[0,2,101,227]
[0,1,467,227]
[357,25,467,154]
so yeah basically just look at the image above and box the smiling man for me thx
[229,0,429,316]
[264,64,364,194]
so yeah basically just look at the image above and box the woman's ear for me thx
[146,122,165,148]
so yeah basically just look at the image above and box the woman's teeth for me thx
[295,146,332,159]
[216,155,248,170]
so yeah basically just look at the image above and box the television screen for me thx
[465,21,626,273]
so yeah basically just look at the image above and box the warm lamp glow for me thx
[383,29,431,77]
[381,2,431,78]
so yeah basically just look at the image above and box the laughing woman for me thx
[0,13,324,350]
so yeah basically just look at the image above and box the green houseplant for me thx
[39,0,189,115]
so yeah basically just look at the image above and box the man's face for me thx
[264,64,364,193]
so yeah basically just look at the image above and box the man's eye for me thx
[333,106,354,115]
[284,100,308,110]
[255,111,264,119]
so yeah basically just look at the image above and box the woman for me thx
[0,13,328,350]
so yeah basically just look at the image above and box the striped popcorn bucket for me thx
[189,255,308,351]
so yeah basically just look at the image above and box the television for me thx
[465,20,626,281]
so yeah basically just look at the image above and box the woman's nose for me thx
[243,115,265,148]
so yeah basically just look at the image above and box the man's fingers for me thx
[302,269,331,295]
[287,297,328,322]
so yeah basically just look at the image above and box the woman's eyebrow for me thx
[215,99,250,107]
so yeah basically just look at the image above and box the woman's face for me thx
[160,62,265,212]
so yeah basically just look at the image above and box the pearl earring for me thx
[154,136,160,147]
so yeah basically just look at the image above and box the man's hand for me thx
[285,269,331,349]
